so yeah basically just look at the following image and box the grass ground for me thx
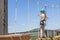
[30,36,38,40]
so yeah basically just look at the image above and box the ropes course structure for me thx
[13,0,60,35]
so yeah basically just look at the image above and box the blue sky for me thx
[8,0,60,33]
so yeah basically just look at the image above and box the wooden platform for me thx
[36,36,60,40]
[36,38,51,40]
[0,33,30,40]
[53,36,60,40]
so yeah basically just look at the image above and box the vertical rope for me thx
[14,0,18,34]
[28,0,30,34]
[37,1,40,38]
